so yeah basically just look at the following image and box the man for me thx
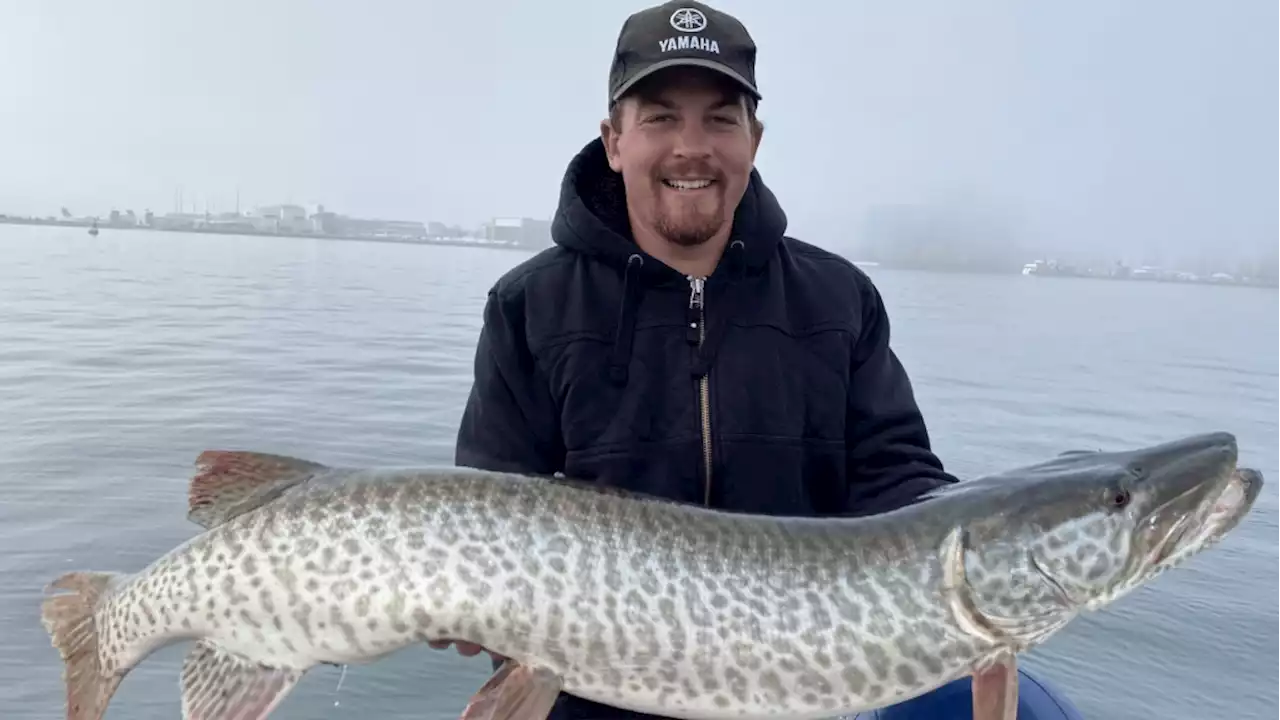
[448,1,958,718]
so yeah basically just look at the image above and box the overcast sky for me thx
[2,0,1275,263]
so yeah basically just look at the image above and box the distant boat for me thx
[88,219,99,237]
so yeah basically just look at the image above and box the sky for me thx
[1,0,1275,265]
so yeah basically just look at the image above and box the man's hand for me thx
[428,638,507,662]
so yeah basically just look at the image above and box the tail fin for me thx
[40,571,125,720]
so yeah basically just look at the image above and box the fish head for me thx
[952,427,1259,635]
[987,431,1261,615]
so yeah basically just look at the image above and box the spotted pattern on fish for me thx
[48,432,1261,720]
[85,470,985,716]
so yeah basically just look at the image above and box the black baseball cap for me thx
[608,1,761,106]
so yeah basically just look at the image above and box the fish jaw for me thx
[1121,466,1264,587]
[946,432,1251,630]
[1081,466,1261,613]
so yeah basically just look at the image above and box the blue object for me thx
[853,667,1085,720]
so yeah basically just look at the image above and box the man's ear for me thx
[600,118,624,173]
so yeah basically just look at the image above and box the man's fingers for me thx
[429,638,490,658]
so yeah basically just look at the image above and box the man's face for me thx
[601,68,762,249]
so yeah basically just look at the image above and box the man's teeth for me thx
[664,179,714,190]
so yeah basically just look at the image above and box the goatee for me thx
[656,215,722,247]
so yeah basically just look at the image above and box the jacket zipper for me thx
[687,276,713,506]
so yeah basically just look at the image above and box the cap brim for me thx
[611,57,761,103]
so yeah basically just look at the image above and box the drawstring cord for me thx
[609,240,748,385]
[608,253,645,385]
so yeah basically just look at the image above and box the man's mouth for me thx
[662,178,715,191]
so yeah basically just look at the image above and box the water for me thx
[0,224,1275,720]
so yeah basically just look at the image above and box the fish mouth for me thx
[1150,467,1262,567]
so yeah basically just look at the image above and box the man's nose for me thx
[672,122,712,158]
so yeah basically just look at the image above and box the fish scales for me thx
[95,468,984,718]
[41,432,1262,720]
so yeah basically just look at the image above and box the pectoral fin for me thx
[180,639,303,720]
[972,651,1018,720]
[459,660,563,720]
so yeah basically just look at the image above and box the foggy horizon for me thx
[2,0,1276,267]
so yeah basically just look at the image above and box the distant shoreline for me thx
[0,215,537,254]
[2,215,1274,289]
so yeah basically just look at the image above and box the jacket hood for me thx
[549,136,788,387]
[549,137,788,283]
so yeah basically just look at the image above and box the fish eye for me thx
[1109,489,1132,508]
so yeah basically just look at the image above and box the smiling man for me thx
[452,1,959,719]
[596,2,763,280]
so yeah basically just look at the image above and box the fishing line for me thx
[333,664,349,707]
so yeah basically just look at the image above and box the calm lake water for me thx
[1,224,1275,720]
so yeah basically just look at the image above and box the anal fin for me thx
[459,660,563,720]
[188,450,326,529]
[181,639,303,720]
[972,651,1018,720]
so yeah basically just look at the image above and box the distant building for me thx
[311,211,426,240]
[311,211,339,234]
[857,202,1023,273]
[483,217,552,248]
[204,212,258,233]
[427,221,469,238]
[252,204,309,233]
[152,213,204,230]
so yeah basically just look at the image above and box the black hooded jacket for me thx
[454,137,956,719]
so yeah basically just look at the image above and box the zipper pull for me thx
[687,276,706,308]
[686,276,705,345]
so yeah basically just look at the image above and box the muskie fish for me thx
[41,432,1261,720]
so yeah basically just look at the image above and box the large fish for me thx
[41,431,1260,720]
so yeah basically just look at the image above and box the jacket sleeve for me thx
[454,287,565,475]
[843,277,958,516]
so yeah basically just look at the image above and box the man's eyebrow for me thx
[635,96,677,110]
[636,96,741,112]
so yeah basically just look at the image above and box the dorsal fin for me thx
[188,451,327,529]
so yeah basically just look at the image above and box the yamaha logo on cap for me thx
[669,7,707,32]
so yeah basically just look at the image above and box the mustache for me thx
[656,163,722,180]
